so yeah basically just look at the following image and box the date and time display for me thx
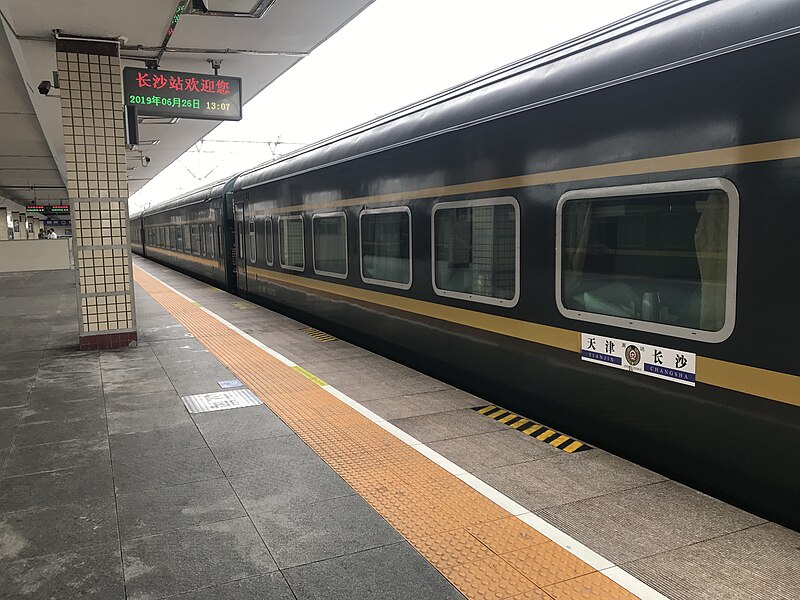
[123,67,242,121]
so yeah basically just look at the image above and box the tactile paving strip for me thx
[134,266,639,600]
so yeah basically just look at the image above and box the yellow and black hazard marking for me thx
[300,326,337,342]
[473,405,592,453]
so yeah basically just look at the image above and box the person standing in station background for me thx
[37,228,45,239]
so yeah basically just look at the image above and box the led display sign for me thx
[123,67,242,121]
[25,205,70,214]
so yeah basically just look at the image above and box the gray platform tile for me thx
[110,423,208,458]
[13,415,107,447]
[33,365,102,381]
[101,364,172,385]
[284,541,464,600]
[20,395,106,424]
[149,338,211,359]
[536,480,767,564]
[389,408,507,443]
[0,497,118,560]
[385,373,455,396]
[474,449,667,512]
[362,388,487,421]
[192,404,292,447]
[105,390,183,414]
[0,377,35,398]
[112,445,224,493]
[229,459,354,515]
[623,523,800,600]
[103,376,177,398]
[428,429,562,472]
[3,437,110,477]
[211,433,318,477]
[0,390,31,409]
[107,404,193,435]
[118,478,246,541]
[252,493,402,568]
[122,517,278,600]
[0,541,124,599]
[0,424,16,452]
[166,572,296,600]
[166,375,240,397]
[0,463,114,513]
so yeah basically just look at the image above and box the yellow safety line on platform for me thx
[134,266,638,600]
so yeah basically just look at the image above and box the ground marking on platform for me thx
[300,326,338,342]
[133,263,670,600]
[474,404,592,453]
[181,389,261,413]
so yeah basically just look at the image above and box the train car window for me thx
[176,225,184,252]
[556,178,738,343]
[207,224,215,259]
[248,219,256,263]
[159,227,165,247]
[184,225,191,254]
[265,217,274,266]
[359,207,412,290]
[312,212,347,278]
[170,226,176,250]
[191,225,201,255]
[432,197,519,307]
[200,224,206,256]
[278,215,304,271]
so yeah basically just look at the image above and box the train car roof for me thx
[233,0,797,192]
[132,178,231,219]
[134,0,798,215]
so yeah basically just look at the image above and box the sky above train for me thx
[129,0,660,211]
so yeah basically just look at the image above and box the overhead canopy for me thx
[0,0,375,204]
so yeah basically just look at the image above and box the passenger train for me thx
[132,0,800,529]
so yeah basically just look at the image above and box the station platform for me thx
[0,258,797,600]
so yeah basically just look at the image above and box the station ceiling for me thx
[0,0,374,205]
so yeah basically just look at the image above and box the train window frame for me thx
[278,215,305,272]
[190,224,201,256]
[431,196,520,308]
[207,223,215,259]
[312,211,348,279]
[264,217,274,266]
[555,177,739,343]
[358,206,413,290]
[248,218,256,264]
[200,224,206,256]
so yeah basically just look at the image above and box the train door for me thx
[234,199,248,293]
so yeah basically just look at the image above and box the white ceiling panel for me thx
[171,0,374,52]
[2,0,177,47]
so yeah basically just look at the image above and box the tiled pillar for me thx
[0,208,7,241]
[56,38,137,350]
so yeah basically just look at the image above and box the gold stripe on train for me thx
[145,246,220,269]
[264,137,800,214]
[246,266,800,408]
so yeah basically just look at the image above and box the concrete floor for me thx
[0,262,798,600]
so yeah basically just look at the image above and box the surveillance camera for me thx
[141,156,151,167]
[38,80,51,95]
